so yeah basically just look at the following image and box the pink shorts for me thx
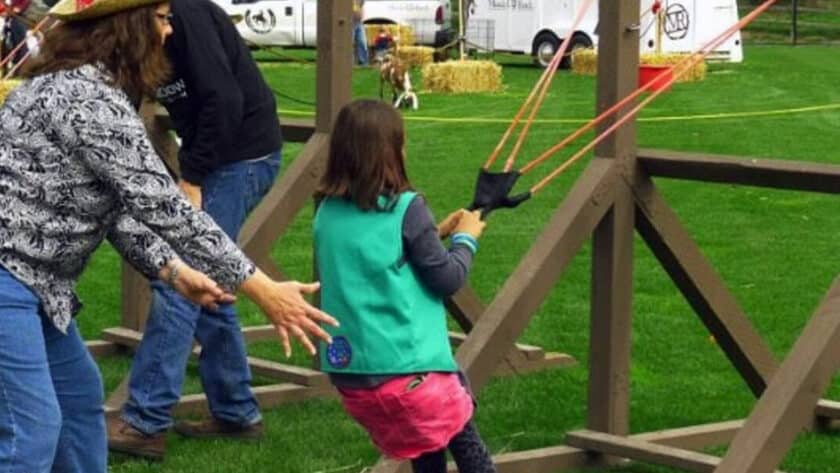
[338,372,474,460]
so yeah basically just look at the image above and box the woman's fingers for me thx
[259,279,342,356]
[194,279,235,310]
[275,325,291,358]
[290,282,337,326]
[295,281,320,294]
[298,316,333,344]
[305,304,339,327]
[289,324,316,355]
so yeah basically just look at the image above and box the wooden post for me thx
[655,6,663,55]
[315,0,353,133]
[587,0,639,437]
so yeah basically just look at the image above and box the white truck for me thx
[464,0,743,68]
[213,0,454,48]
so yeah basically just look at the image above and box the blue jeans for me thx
[353,22,369,65]
[122,151,281,434]
[0,268,106,473]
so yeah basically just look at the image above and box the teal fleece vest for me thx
[314,192,457,374]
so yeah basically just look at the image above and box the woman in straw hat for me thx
[0,0,337,471]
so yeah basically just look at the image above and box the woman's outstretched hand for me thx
[240,270,339,357]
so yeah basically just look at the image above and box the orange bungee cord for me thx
[527,0,777,195]
[467,0,777,216]
[469,0,594,217]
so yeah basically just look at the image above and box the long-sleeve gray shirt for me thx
[0,64,254,332]
[402,195,474,297]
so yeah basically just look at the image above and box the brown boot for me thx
[174,418,264,440]
[107,417,166,461]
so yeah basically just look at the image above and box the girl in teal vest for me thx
[314,100,497,473]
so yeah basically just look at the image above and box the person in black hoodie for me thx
[108,0,283,460]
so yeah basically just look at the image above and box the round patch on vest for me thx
[326,336,352,369]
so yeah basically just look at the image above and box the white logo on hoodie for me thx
[156,79,188,103]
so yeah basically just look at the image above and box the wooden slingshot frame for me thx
[369,1,840,472]
[88,0,572,421]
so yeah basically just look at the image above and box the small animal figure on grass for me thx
[378,54,418,110]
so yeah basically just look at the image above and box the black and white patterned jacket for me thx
[0,64,255,332]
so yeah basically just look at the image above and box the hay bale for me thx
[571,49,598,76]
[570,51,706,83]
[0,79,21,104]
[365,23,415,47]
[421,60,502,93]
[396,46,434,68]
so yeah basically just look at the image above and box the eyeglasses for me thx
[155,12,173,24]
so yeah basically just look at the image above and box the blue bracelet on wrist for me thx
[451,232,478,254]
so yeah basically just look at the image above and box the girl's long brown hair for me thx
[21,4,170,103]
[318,100,411,210]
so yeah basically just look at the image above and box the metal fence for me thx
[464,18,495,54]
[741,0,840,45]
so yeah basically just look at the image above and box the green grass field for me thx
[99,45,840,472]
[740,4,840,43]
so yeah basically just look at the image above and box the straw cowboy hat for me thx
[49,0,163,21]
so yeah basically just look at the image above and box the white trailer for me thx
[639,0,743,62]
[212,0,454,48]
[464,0,743,67]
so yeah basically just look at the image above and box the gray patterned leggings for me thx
[410,421,497,473]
